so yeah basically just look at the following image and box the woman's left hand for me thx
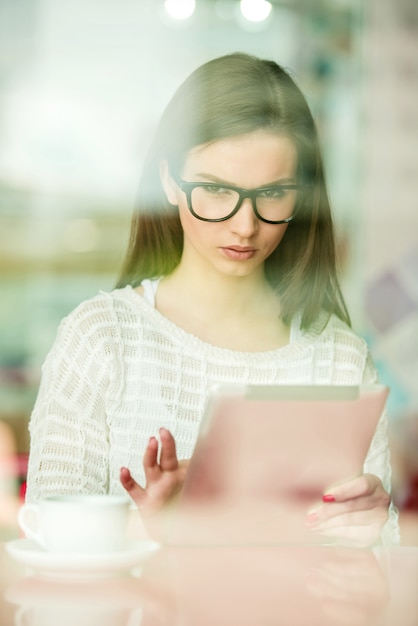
[305,473,391,547]
[120,428,190,518]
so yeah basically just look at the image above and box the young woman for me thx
[25,53,399,545]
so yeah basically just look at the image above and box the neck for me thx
[164,261,275,317]
[156,259,289,352]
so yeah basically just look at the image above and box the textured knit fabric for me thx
[26,284,399,544]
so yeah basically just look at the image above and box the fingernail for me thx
[322,494,335,503]
[306,512,318,523]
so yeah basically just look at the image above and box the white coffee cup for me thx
[18,494,130,554]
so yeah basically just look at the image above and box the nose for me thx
[229,197,259,238]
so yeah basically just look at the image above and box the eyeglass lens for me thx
[190,185,296,222]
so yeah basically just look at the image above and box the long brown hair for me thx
[116,53,350,329]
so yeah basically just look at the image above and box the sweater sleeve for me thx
[362,353,400,545]
[25,297,119,502]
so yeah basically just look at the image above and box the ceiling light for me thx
[164,0,196,20]
[240,0,272,23]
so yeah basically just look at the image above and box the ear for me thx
[160,160,179,205]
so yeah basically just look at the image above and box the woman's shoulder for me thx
[66,285,144,317]
[55,285,149,342]
[303,311,377,383]
[309,310,369,353]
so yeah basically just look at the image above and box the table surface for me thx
[1,539,417,626]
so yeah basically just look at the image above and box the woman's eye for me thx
[258,187,286,199]
[204,185,231,196]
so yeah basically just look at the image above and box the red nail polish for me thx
[322,494,335,503]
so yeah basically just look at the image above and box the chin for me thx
[217,261,263,279]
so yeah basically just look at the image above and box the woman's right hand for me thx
[120,428,190,517]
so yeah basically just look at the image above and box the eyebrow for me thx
[192,172,297,187]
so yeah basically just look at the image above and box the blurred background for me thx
[0,0,417,540]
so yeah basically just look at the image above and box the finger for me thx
[310,508,386,531]
[308,498,376,524]
[120,467,146,505]
[178,458,191,480]
[143,436,159,468]
[159,428,179,472]
[143,436,163,483]
[311,492,390,527]
[323,474,378,503]
[313,523,382,547]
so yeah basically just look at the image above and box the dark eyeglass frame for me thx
[173,175,308,224]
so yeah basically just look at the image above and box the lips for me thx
[221,246,257,260]
[225,246,256,253]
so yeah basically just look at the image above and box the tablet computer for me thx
[180,384,389,506]
[166,384,389,545]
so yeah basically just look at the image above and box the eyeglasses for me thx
[173,176,306,224]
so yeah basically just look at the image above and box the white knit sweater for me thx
[26,283,399,543]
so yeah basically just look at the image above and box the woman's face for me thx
[161,130,298,280]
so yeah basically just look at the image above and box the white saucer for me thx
[6,575,152,611]
[6,538,160,579]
